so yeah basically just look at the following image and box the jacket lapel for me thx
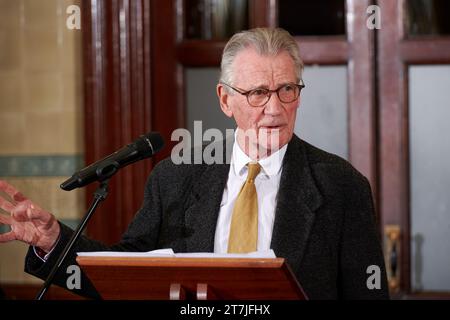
[184,136,233,252]
[271,136,323,274]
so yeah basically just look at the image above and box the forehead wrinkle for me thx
[232,50,297,89]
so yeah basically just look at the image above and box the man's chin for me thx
[253,139,289,159]
[258,127,286,146]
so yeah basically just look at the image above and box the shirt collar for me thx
[231,130,288,178]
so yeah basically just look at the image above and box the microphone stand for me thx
[35,180,110,300]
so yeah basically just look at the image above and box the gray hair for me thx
[219,27,304,86]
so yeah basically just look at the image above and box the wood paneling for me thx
[249,0,277,28]
[346,0,377,199]
[177,40,226,67]
[400,38,450,63]
[378,0,410,293]
[295,36,349,65]
[175,38,350,68]
[82,0,154,245]
[151,0,184,162]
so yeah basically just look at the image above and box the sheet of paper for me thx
[77,248,175,257]
[174,250,276,258]
[77,249,276,258]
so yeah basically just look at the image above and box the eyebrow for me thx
[248,82,297,90]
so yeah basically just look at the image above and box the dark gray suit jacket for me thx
[25,135,389,299]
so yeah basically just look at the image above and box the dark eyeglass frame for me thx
[220,80,305,107]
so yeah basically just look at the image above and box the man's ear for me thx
[217,83,233,118]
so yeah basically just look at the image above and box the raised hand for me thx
[0,180,60,252]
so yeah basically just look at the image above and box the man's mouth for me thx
[259,124,284,130]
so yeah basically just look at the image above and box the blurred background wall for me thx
[0,0,84,287]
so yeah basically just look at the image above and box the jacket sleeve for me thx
[338,176,390,299]
[24,163,164,299]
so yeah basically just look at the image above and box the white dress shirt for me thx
[214,136,288,253]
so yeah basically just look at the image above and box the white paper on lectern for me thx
[77,249,276,258]
[77,248,175,257]
[174,250,276,258]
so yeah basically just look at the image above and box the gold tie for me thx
[228,162,261,253]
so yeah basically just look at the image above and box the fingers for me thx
[13,192,27,202]
[0,196,15,213]
[11,206,30,222]
[11,203,35,222]
[0,180,29,203]
[0,213,12,225]
[0,231,16,243]
[28,206,51,223]
[12,203,52,224]
[0,206,17,244]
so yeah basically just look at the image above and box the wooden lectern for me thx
[76,256,307,300]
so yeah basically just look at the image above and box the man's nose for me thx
[263,93,283,115]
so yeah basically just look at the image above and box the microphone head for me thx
[136,132,165,156]
[60,176,79,191]
[60,132,165,191]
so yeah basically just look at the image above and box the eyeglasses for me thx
[221,80,305,107]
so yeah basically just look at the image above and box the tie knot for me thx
[246,162,261,182]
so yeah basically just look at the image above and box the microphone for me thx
[60,132,164,191]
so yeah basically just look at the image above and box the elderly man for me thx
[0,28,388,299]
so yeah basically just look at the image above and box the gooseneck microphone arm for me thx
[35,180,110,300]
